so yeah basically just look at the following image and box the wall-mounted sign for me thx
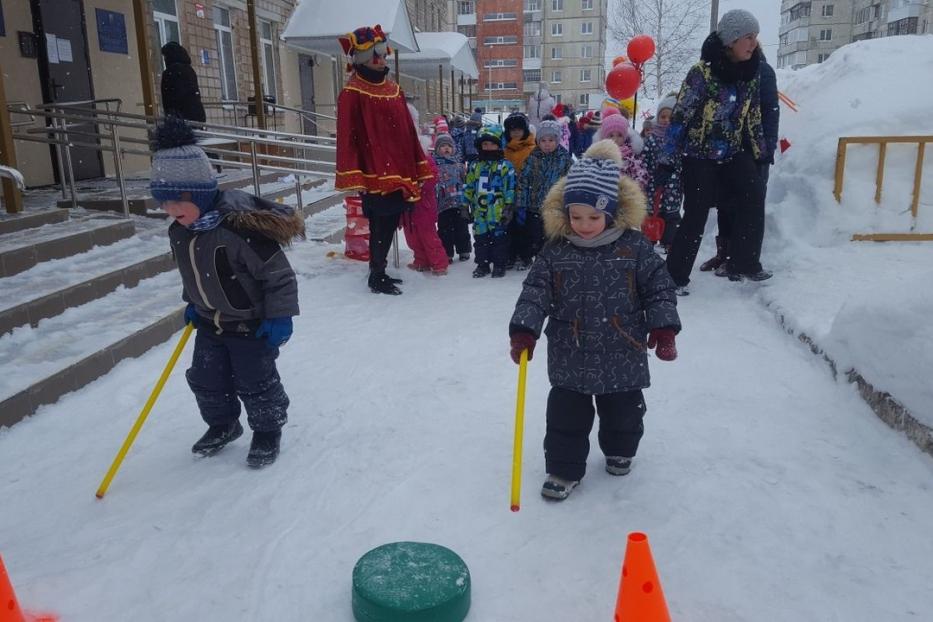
[195,3,205,19]
[95,8,128,54]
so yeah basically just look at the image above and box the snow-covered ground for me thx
[1,36,932,621]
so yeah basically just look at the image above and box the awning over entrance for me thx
[282,0,420,56]
[402,32,479,80]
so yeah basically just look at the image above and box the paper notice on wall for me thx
[46,33,60,63]
[57,38,73,62]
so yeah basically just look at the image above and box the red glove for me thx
[647,328,677,361]
[510,332,537,364]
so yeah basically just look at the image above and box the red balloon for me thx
[627,35,656,64]
[611,55,628,67]
[605,63,641,101]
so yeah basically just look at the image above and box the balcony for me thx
[523,57,542,70]
[458,13,476,26]
[523,81,540,92]
[887,3,921,22]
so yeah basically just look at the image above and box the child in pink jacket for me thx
[403,158,449,275]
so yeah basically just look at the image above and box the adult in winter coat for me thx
[527,87,557,131]
[335,25,433,295]
[658,9,772,291]
[509,140,681,500]
[160,42,206,123]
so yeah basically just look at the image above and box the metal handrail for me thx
[0,165,25,191]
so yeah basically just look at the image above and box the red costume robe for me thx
[335,72,432,202]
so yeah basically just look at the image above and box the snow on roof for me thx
[282,0,419,55]
[400,32,479,79]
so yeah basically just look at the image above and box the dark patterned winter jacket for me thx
[662,33,767,165]
[434,154,465,213]
[510,143,681,395]
[515,146,572,220]
[169,189,304,333]
[642,131,683,216]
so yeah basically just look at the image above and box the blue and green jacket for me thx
[463,156,516,235]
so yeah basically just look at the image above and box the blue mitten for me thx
[184,303,199,327]
[256,317,293,348]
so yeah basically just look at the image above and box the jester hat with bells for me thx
[338,25,393,73]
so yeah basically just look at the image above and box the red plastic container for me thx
[344,196,370,261]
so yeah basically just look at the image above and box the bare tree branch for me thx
[609,0,707,98]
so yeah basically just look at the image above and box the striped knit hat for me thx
[564,139,621,218]
[150,116,218,214]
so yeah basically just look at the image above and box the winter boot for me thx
[699,236,727,272]
[407,262,429,272]
[714,264,730,277]
[513,259,530,271]
[246,430,281,468]
[491,265,507,278]
[674,285,690,296]
[368,273,402,295]
[605,456,633,476]
[473,263,491,278]
[192,420,243,457]
[541,474,579,500]
[728,269,773,283]
[458,252,471,262]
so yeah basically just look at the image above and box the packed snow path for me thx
[2,241,932,621]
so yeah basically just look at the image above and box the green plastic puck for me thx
[352,542,471,622]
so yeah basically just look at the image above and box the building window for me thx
[524,69,541,82]
[580,69,591,82]
[581,44,593,58]
[153,0,180,52]
[581,21,593,35]
[525,0,540,10]
[552,0,563,11]
[887,17,918,35]
[551,46,562,59]
[458,1,475,15]
[485,59,518,67]
[524,21,541,36]
[458,24,476,38]
[821,4,833,17]
[819,28,832,40]
[817,53,829,62]
[260,20,277,98]
[213,6,237,100]
[490,82,518,91]
[484,35,518,45]
[551,70,561,83]
[579,93,588,106]
[551,22,563,36]
[484,12,517,21]
[582,0,593,9]
[788,2,811,22]
[524,45,540,58]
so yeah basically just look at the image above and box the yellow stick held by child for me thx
[510,348,529,512]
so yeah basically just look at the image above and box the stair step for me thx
[0,209,69,236]
[0,271,184,427]
[0,216,135,277]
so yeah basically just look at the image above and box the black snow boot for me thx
[192,420,244,456]
[491,265,507,278]
[699,236,727,272]
[728,269,773,283]
[246,430,281,468]
[473,264,491,278]
[369,273,402,295]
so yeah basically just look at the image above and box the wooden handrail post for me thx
[833,137,847,202]
[874,142,887,204]
[912,142,926,220]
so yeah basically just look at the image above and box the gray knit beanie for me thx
[536,120,561,142]
[564,151,621,218]
[717,9,760,46]
[434,133,456,152]
[150,116,218,213]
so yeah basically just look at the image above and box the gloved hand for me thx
[510,331,537,364]
[256,317,293,348]
[184,303,199,327]
[647,327,677,361]
[653,164,674,187]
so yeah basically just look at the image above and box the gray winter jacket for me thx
[510,142,681,395]
[169,189,305,333]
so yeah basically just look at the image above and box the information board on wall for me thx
[95,8,128,54]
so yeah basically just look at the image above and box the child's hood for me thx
[541,140,646,241]
[215,189,306,246]
[506,135,537,154]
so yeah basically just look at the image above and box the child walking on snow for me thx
[642,94,684,251]
[464,125,516,278]
[151,117,303,468]
[596,112,649,190]
[433,133,472,262]
[509,139,681,500]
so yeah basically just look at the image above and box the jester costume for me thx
[335,25,432,294]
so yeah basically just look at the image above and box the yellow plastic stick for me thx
[96,323,194,499]
[510,349,529,512]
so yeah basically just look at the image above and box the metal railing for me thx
[201,100,336,136]
[834,135,933,242]
[7,98,336,218]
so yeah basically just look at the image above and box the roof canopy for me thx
[282,0,419,56]
[401,32,479,80]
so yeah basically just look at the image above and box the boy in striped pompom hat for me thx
[508,139,682,501]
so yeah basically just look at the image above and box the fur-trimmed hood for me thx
[540,139,647,241]
[216,189,306,246]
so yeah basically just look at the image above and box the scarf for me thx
[567,226,625,248]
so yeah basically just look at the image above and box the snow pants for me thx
[361,192,406,275]
[186,329,289,433]
[717,162,770,256]
[511,212,545,263]
[402,207,449,271]
[437,209,472,258]
[666,152,765,286]
[473,231,509,271]
[544,387,646,482]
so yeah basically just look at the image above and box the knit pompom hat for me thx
[434,133,456,152]
[150,116,218,214]
[434,116,450,135]
[597,112,630,141]
[536,120,561,143]
[564,139,622,219]
[717,9,760,46]
[656,94,677,117]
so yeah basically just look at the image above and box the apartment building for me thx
[778,0,932,69]
[454,0,608,112]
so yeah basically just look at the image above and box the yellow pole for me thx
[96,323,194,499]
[510,349,529,512]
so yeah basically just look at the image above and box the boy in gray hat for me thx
[151,116,304,468]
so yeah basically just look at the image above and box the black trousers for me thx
[544,387,646,481]
[437,209,472,257]
[666,152,764,286]
[361,192,406,274]
[717,162,770,255]
[473,231,509,269]
[512,212,545,262]
[186,329,289,432]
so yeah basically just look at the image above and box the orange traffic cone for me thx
[0,556,58,622]
[613,532,671,622]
